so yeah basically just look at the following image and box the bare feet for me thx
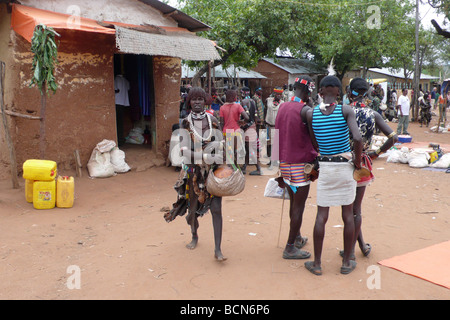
[186,236,198,250]
[214,249,227,262]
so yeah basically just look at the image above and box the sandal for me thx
[341,260,356,274]
[294,236,308,249]
[362,243,372,257]
[340,260,357,275]
[339,250,356,260]
[283,247,311,260]
[339,243,371,259]
[305,261,322,276]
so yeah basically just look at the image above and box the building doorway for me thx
[113,54,155,149]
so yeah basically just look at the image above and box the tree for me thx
[428,0,450,38]
[310,0,416,81]
[29,24,59,159]
[174,0,419,92]
[175,0,319,85]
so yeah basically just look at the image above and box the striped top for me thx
[311,104,351,155]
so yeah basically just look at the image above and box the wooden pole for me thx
[413,0,420,121]
[207,60,211,95]
[39,82,47,159]
[0,61,20,189]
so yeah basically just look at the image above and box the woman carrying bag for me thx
[164,87,228,261]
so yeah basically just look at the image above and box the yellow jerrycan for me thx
[33,179,56,210]
[23,159,57,181]
[56,176,74,208]
[25,179,34,203]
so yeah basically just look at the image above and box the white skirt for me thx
[316,161,356,207]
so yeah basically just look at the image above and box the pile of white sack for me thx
[125,127,144,144]
[386,146,450,169]
[87,139,131,178]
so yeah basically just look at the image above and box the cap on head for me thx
[319,75,341,88]
[349,77,369,96]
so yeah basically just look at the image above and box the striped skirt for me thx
[279,162,311,187]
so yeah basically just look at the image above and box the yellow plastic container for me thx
[33,180,56,210]
[23,159,57,181]
[56,176,74,208]
[25,179,34,203]
[429,151,438,163]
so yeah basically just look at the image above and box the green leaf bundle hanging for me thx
[30,24,60,95]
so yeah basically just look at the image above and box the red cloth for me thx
[219,103,245,132]
[274,101,317,163]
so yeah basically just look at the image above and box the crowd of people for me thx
[165,76,401,275]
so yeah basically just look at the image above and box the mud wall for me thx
[253,60,288,101]
[5,28,116,177]
[18,0,178,29]
[153,56,181,157]
[0,4,17,180]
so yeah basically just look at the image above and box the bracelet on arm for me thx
[387,131,397,139]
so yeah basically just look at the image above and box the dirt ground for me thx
[0,115,449,301]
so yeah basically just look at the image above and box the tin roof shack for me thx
[0,0,219,180]
[343,67,440,93]
[252,57,326,100]
[181,64,266,93]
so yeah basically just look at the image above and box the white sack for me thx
[429,153,450,168]
[87,148,116,178]
[96,139,116,153]
[408,150,430,168]
[110,147,131,173]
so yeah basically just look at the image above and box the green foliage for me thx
[176,0,430,80]
[30,24,59,95]
[310,0,416,77]
[178,0,319,69]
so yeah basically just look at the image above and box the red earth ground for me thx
[0,116,449,300]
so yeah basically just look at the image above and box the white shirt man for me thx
[397,91,410,116]
[396,89,410,135]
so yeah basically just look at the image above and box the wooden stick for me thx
[74,149,82,177]
[277,188,286,248]
[1,109,41,120]
[0,61,19,189]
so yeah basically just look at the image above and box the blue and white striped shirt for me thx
[311,104,351,155]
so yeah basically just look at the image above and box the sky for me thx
[420,2,444,29]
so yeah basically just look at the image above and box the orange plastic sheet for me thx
[11,4,115,43]
[379,240,450,289]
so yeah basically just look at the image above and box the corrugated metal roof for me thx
[368,67,440,80]
[263,57,327,75]
[115,26,221,61]
[182,65,266,79]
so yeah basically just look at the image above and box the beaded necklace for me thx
[191,111,206,120]
[187,112,213,142]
